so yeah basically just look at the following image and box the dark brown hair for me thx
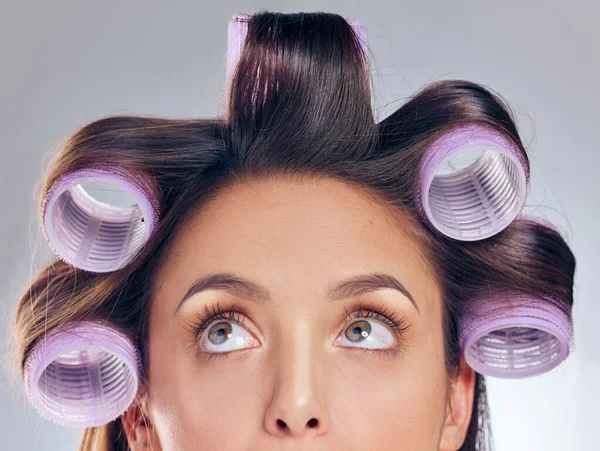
[10,10,575,450]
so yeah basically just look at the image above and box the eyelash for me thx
[185,301,411,359]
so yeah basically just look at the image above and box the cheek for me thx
[330,347,448,449]
[146,340,264,450]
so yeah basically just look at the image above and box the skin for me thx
[122,176,475,451]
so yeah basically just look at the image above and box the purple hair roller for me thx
[24,321,141,427]
[459,296,573,378]
[42,167,161,273]
[418,122,530,241]
[225,13,368,98]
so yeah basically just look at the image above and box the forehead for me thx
[157,176,439,316]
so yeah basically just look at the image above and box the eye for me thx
[334,304,410,353]
[336,319,394,349]
[186,303,259,354]
[200,321,259,353]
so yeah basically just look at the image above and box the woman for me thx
[12,11,575,451]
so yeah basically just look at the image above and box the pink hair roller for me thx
[459,295,573,378]
[42,167,161,273]
[418,122,530,241]
[23,321,141,427]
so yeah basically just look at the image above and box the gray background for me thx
[1,0,598,449]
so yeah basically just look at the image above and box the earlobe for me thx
[121,398,162,451]
[439,354,477,451]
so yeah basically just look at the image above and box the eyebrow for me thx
[173,271,420,316]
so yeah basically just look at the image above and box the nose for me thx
[263,325,331,438]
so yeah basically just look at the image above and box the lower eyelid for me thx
[194,327,406,359]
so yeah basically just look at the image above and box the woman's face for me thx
[125,177,473,450]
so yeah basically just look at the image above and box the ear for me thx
[439,353,477,451]
[121,396,162,451]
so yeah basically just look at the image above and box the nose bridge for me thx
[277,319,319,387]
[263,317,331,438]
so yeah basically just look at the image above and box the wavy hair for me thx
[10,10,575,451]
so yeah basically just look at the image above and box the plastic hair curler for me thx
[459,213,573,379]
[42,167,161,273]
[225,13,368,94]
[417,122,530,241]
[459,217,573,379]
[459,295,572,379]
[24,321,141,427]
